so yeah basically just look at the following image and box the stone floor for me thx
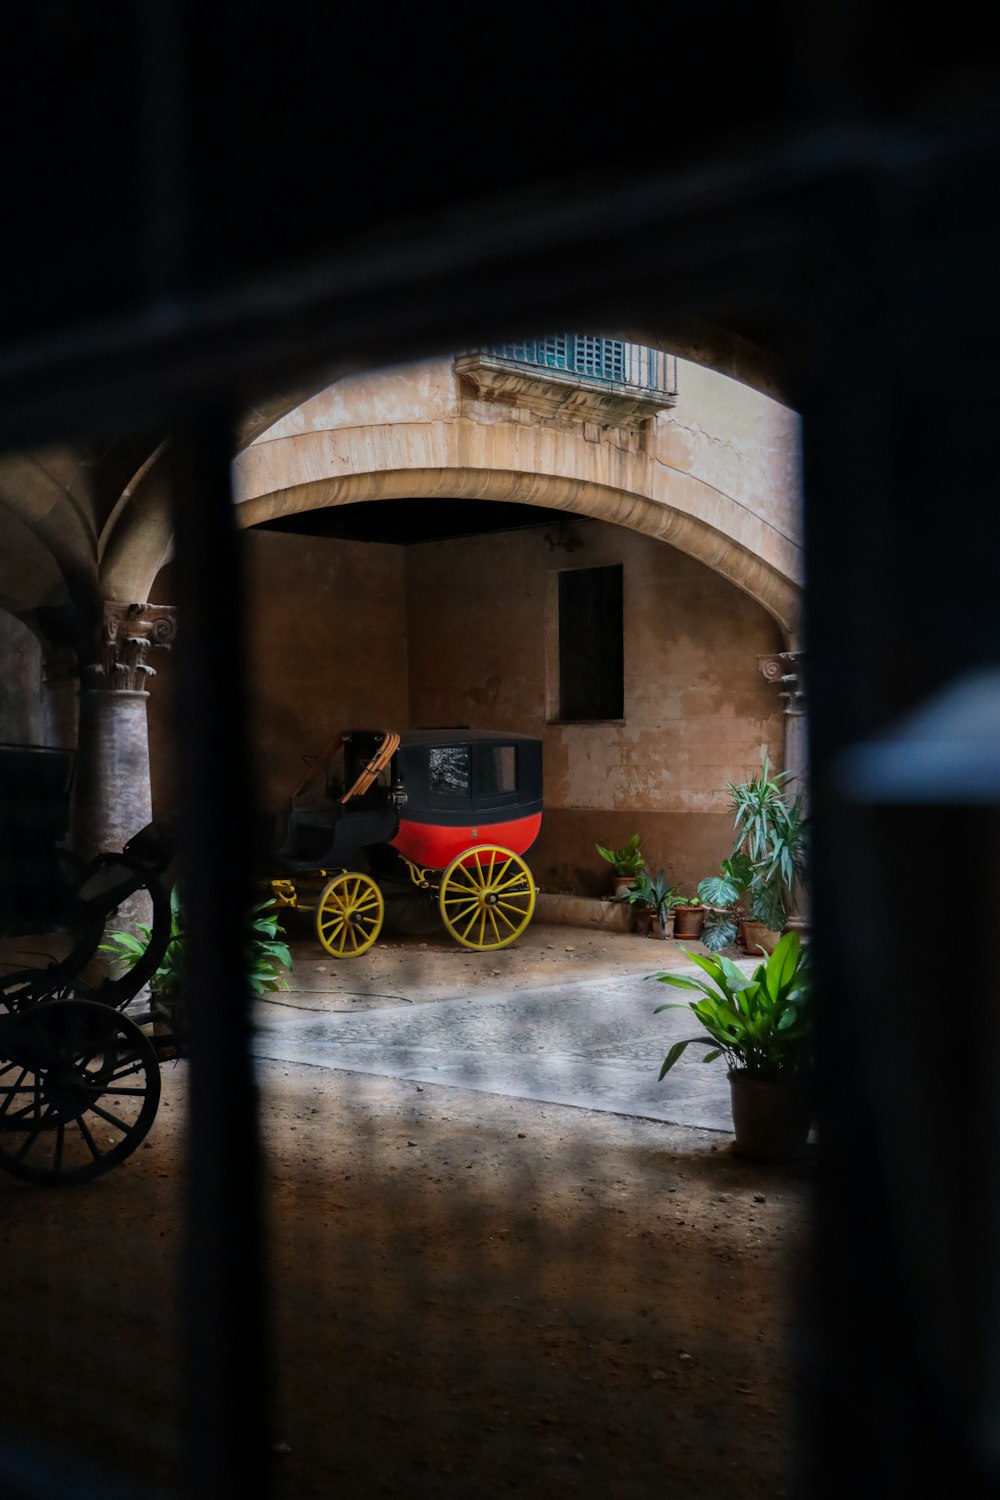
[252,921,742,1132]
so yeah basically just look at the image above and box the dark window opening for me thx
[558,565,624,721]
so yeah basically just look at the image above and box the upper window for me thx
[494,336,627,385]
[558,565,624,722]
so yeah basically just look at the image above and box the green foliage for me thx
[697,854,754,952]
[693,753,810,951]
[726,752,793,861]
[727,754,808,933]
[101,888,292,1000]
[654,931,811,1082]
[697,853,754,909]
[697,912,740,952]
[245,899,294,996]
[595,833,644,876]
[620,868,681,921]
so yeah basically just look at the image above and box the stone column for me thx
[758,650,807,805]
[758,649,808,932]
[74,602,177,859]
[41,646,80,750]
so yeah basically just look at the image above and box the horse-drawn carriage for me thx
[0,743,173,1186]
[268,728,542,956]
[0,725,543,1186]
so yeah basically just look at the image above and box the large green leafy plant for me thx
[101,886,292,1001]
[696,754,808,952]
[696,852,754,952]
[727,753,807,932]
[654,930,811,1082]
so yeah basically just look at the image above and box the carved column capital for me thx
[758,650,806,716]
[83,602,178,693]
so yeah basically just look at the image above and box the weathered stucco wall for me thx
[404,516,785,894]
[148,533,409,815]
[245,532,410,810]
[148,516,786,894]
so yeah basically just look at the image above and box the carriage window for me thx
[429,745,469,796]
[474,745,516,797]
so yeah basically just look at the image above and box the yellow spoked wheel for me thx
[316,872,384,958]
[438,845,536,950]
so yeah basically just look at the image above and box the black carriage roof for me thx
[398,729,540,749]
[344,729,540,749]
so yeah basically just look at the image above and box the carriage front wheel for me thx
[316,872,384,957]
[0,1000,161,1186]
[438,845,536,950]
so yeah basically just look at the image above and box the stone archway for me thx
[237,463,801,644]
[108,356,802,644]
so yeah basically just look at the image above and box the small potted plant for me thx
[595,833,645,897]
[619,869,681,938]
[653,931,812,1160]
[672,895,705,940]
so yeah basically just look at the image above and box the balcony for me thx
[455,337,678,426]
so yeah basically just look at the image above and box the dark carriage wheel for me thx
[0,1000,161,1186]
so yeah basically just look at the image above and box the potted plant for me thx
[672,895,705,940]
[695,852,754,952]
[726,754,808,949]
[653,931,812,1160]
[101,887,293,1046]
[595,833,645,897]
[619,869,681,938]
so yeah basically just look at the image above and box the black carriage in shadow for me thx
[0,744,174,1186]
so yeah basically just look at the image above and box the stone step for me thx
[534,892,631,931]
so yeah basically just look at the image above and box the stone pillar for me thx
[73,602,177,859]
[758,650,807,804]
[41,646,80,749]
[758,649,808,930]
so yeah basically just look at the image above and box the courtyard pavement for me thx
[250,932,740,1133]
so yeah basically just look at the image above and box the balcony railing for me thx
[479,336,678,401]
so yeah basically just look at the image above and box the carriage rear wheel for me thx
[0,1000,161,1186]
[316,872,384,957]
[438,845,536,950]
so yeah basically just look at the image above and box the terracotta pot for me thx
[673,906,705,940]
[742,920,782,955]
[612,874,636,899]
[728,1072,811,1161]
[634,906,654,937]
